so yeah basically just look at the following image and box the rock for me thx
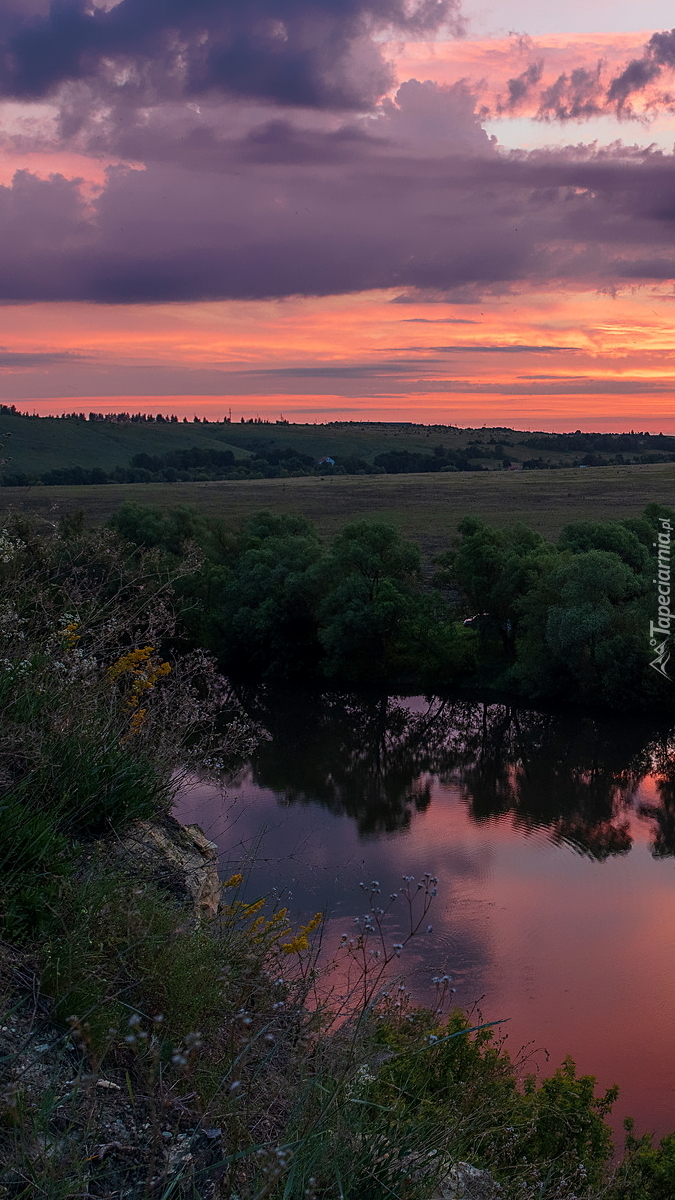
[114,813,221,918]
[429,1162,503,1200]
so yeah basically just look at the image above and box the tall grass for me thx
[0,515,254,938]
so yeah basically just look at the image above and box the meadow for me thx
[3,461,675,559]
[0,412,557,475]
[4,410,675,482]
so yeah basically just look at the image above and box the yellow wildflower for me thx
[266,907,289,927]
[223,873,243,889]
[108,646,171,709]
[129,708,147,733]
[61,621,81,651]
[107,646,154,679]
[282,934,309,954]
[281,912,323,955]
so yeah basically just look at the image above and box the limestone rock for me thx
[115,813,220,918]
[430,1162,502,1200]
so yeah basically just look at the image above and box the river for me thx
[174,690,675,1142]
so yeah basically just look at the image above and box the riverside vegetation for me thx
[4,517,675,1198]
[109,500,675,711]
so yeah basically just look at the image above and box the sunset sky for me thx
[2,0,675,429]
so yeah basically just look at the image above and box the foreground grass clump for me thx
[0,514,255,940]
[3,517,675,1198]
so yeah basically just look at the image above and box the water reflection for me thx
[640,738,675,857]
[236,689,673,859]
[177,691,675,1139]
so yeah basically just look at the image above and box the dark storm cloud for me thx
[0,0,460,110]
[0,82,675,303]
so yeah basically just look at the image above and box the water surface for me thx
[175,692,675,1140]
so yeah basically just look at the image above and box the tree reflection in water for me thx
[639,737,675,857]
[232,688,675,858]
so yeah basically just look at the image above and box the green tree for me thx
[198,512,324,677]
[558,518,651,574]
[109,501,204,556]
[438,517,553,656]
[516,549,649,707]
[317,522,420,684]
[318,522,472,686]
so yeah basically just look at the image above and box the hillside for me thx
[3,408,675,486]
[0,409,251,476]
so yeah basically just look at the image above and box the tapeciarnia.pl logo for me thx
[649,517,672,681]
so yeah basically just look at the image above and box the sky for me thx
[2,1,675,430]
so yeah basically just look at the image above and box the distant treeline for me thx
[0,403,224,424]
[2,442,494,486]
[107,501,674,711]
[520,430,675,467]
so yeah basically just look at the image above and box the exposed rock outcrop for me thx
[430,1162,503,1200]
[112,813,221,918]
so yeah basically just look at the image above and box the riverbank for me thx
[2,805,675,1200]
[2,516,675,1197]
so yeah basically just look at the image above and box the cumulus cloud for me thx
[537,64,604,122]
[0,0,461,110]
[499,60,543,113]
[530,27,675,120]
[0,80,674,303]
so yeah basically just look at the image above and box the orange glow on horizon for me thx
[1,287,674,431]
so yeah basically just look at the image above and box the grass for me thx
[0,413,517,478]
[0,413,549,478]
[195,419,520,461]
[6,412,675,481]
[0,411,252,473]
[3,461,674,559]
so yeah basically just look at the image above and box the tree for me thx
[438,517,553,656]
[516,549,649,707]
[558,519,651,574]
[317,523,420,684]
[198,512,324,677]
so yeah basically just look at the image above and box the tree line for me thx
[1,441,493,487]
[108,501,674,710]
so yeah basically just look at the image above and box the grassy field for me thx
[198,420,515,460]
[0,411,252,473]
[4,411,675,484]
[0,412,532,473]
[0,412,516,477]
[3,461,674,560]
